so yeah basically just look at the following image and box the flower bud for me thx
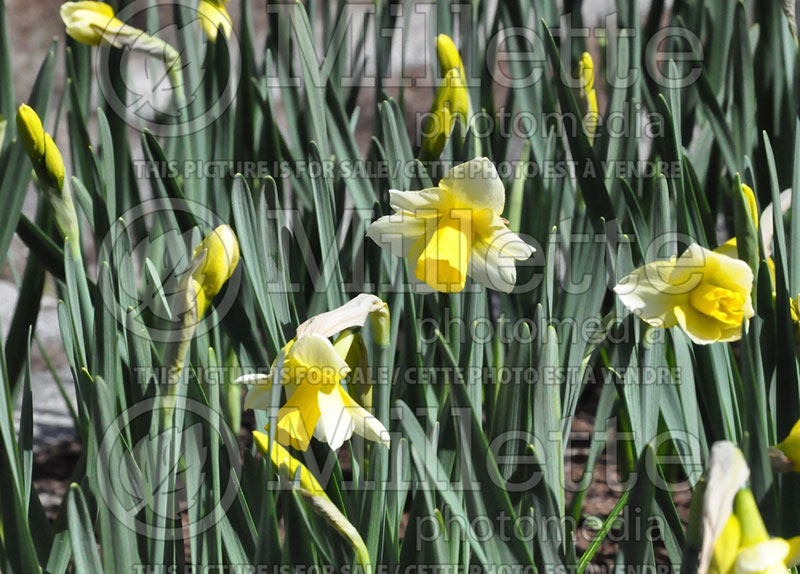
[198,0,232,42]
[190,225,240,318]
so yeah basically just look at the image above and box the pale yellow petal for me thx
[614,259,684,328]
[289,334,350,379]
[439,157,505,214]
[388,188,449,215]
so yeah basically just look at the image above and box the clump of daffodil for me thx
[242,295,391,452]
[189,224,240,319]
[252,431,371,574]
[60,2,185,106]
[197,0,232,42]
[420,34,469,160]
[579,51,599,145]
[16,104,80,255]
[698,442,800,574]
[367,157,534,293]
[614,243,754,344]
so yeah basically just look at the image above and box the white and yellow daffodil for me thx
[614,243,754,344]
[197,0,232,42]
[242,295,391,452]
[367,157,534,293]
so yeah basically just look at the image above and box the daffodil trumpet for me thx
[614,243,754,344]
[367,158,534,293]
[241,294,391,452]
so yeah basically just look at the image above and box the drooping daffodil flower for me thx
[367,157,534,293]
[241,294,391,452]
[197,0,232,42]
[614,243,754,344]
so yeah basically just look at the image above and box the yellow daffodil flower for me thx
[16,104,80,251]
[190,224,240,318]
[715,183,759,260]
[367,157,534,293]
[197,0,232,42]
[579,51,599,145]
[614,243,754,344]
[242,295,391,452]
[421,34,469,160]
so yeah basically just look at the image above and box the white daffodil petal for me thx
[243,376,273,410]
[366,213,428,258]
[469,241,517,293]
[388,188,449,215]
[338,386,390,447]
[439,157,505,214]
[614,259,685,328]
[316,389,354,451]
[735,539,790,574]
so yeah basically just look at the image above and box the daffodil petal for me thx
[315,389,354,451]
[734,539,790,574]
[338,385,391,447]
[366,213,428,258]
[388,188,449,215]
[614,259,684,328]
[289,334,351,378]
[242,374,273,410]
[439,157,505,214]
